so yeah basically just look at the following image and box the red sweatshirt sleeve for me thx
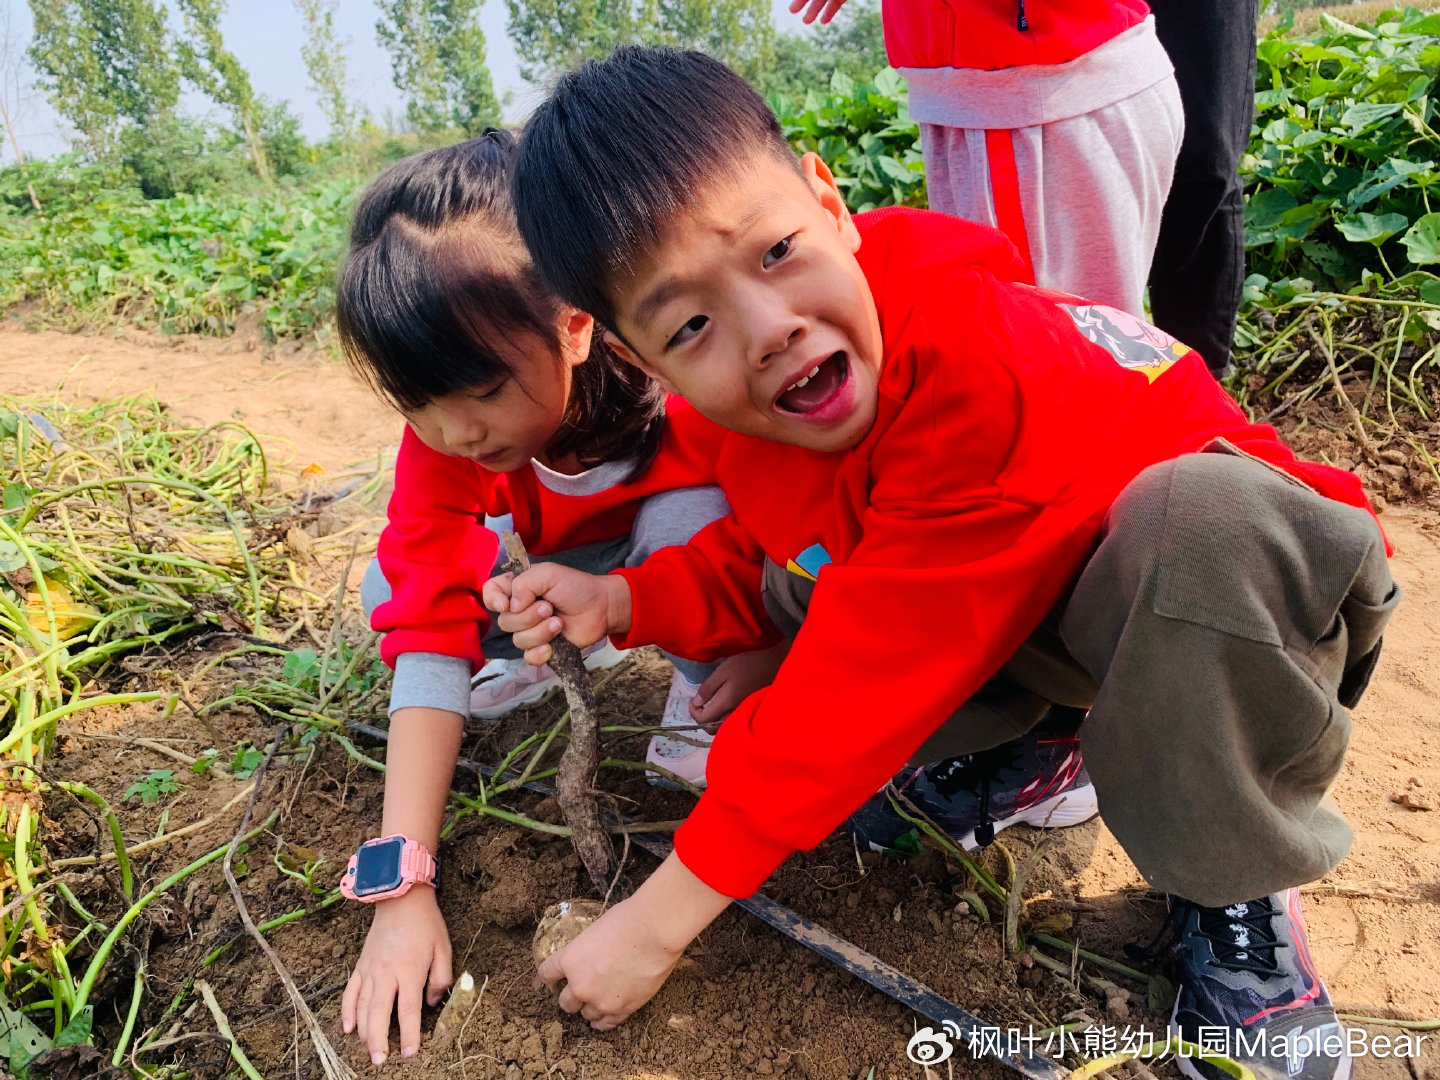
[374,428,505,670]
[672,305,1114,897]
[611,510,780,661]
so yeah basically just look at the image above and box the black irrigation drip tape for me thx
[346,720,1067,1080]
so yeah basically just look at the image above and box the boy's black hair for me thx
[513,46,798,331]
[336,129,666,473]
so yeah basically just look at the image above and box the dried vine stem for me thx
[222,728,356,1080]
[499,531,616,893]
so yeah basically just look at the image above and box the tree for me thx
[174,0,271,184]
[506,0,775,86]
[26,0,180,152]
[374,0,500,134]
[761,0,887,100]
[1,1,41,207]
[294,0,358,142]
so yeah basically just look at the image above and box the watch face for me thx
[353,838,404,895]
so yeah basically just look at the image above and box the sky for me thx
[0,0,811,164]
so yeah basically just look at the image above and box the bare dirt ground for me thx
[2,325,1438,1080]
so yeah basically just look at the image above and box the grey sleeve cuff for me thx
[389,652,472,717]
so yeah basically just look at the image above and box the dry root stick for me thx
[500,531,617,893]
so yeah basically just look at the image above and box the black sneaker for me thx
[1162,889,1351,1080]
[844,708,1098,855]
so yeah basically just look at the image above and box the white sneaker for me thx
[644,672,713,788]
[469,640,630,719]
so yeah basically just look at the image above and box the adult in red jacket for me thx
[795,0,1183,329]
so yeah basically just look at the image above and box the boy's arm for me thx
[609,511,781,659]
[491,510,781,663]
[674,494,1099,895]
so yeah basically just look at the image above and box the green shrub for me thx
[1243,6,1440,296]
[771,67,926,213]
[119,115,255,200]
[0,153,140,216]
[0,178,358,339]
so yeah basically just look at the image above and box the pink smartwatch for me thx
[341,835,439,902]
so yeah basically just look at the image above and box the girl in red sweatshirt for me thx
[332,132,773,1066]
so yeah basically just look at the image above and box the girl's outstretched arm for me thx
[341,706,462,1065]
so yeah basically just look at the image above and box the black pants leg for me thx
[1146,0,1259,379]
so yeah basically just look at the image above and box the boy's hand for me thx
[788,0,847,24]
[536,897,685,1030]
[342,888,452,1066]
[482,565,632,666]
[690,640,792,731]
[536,852,731,1029]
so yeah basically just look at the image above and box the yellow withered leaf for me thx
[24,579,99,641]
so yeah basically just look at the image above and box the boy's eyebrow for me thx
[631,190,787,333]
[634,277,687,333]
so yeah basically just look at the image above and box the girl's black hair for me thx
[335,129,667,474]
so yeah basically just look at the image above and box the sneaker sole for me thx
[1168,991,1354,1080]
[943,783,1100,852]
[469,644,632,719]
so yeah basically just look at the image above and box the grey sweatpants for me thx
[920,76,1183,319]
[906,16,1184,319]
[364,485,730,716]
[762,445,1398,907]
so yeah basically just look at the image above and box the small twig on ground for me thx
[500,531,615,894]
[70,730,201,766]
[196,979,265,1080]
[222,727,356,1080]
[1301,881,1419,902]
[1317,313,1377,456]
[51,783,257,870]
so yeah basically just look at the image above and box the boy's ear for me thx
[560,308,595,367]
[800,152,861,253]
[602,329,678,394]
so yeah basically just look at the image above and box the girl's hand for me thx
[788,0,848,24]
[690,640,792,731]
[483,566,632,665]
[536,852,731,1029]
[342,888,452,1066]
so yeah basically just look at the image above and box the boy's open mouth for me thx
[775,352,849,415]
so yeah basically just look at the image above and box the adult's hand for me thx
[788,0,849,25]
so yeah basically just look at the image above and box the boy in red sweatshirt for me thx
[490,48,1394,1080]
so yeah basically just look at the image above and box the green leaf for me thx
[1339,101,1403,133]
[1336,212,1409,246]
[1246,187,1298,229]
[282,647,320,687]
[0,540,23,574]
[124,768,179,805]
[2,483,32,512]
[54,1007,92,1048]
[1403,213,1440,265]
[2,985,53,1075]
[1320,13,1376,39]
[1418,278,1440,305]
[231,744,265,780]
[0,409,19,441]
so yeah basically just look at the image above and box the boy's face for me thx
[605,153,883,454]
